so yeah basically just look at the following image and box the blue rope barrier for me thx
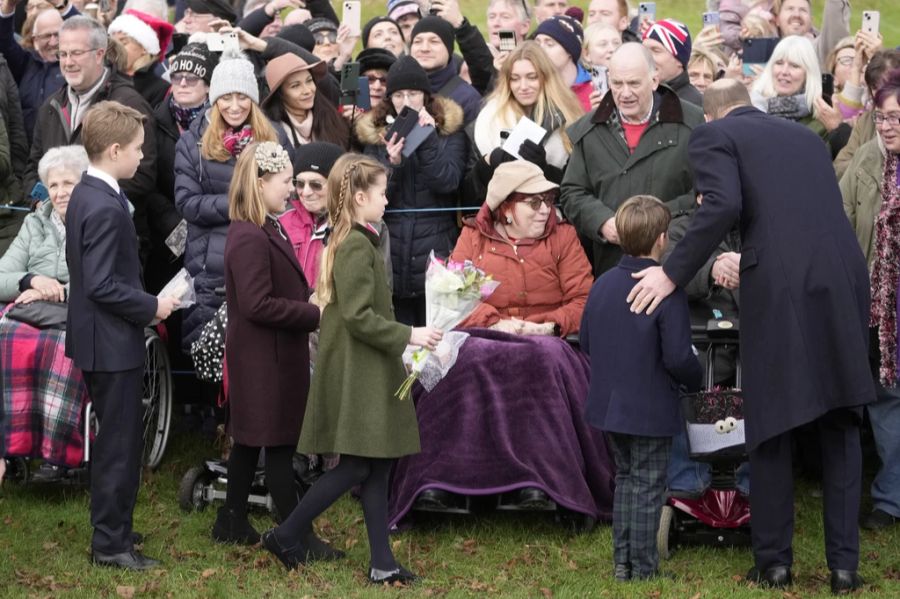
[0,204,32,212]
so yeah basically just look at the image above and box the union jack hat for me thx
[643,18,693,68]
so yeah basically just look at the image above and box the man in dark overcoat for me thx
[627,80,875,595]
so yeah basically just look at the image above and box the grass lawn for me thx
[3,430,900,598]
[359,1,900,50]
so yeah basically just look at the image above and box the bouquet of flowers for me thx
[395,252,500,400]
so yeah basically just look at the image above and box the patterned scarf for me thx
[766,93,812,121]
[169,96,207,132]
[869,150,900,387]
[222,125,254,158]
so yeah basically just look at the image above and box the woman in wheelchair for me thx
[0,146,89,482]
[388,161,615,526]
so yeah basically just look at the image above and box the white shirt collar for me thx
[86,165,121,195]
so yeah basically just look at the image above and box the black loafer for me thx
[746,565,792,588]
[861,508,898,530]
[831,569,864,595]
[414,489,455,510]
[514,487,554,510]
[305,532,345,561]
[91,550,160,571]
[369,564,418,586]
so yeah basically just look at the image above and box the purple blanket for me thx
[389,328,615,527]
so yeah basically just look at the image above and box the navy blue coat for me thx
[356,96,467,299]
[0,14,65,145]
[173,112,290,350]
[663,106,876,450]
[65,174,158,372]
[580,255,703,437]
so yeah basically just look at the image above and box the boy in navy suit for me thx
[66,101,180,570]
[580,195,702,581]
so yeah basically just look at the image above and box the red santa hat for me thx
[108,9,174,60]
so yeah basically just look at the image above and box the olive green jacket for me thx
[560,85,704,275]
[834,110,876,181]
[298,225,418,458]
[840,137,886,268]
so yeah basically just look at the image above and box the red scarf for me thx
[222,125,254,158]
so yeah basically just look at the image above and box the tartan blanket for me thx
[0,310,88,467]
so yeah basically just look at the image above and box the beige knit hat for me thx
[485,160,559,211]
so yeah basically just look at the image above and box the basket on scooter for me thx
[681,387,745,460]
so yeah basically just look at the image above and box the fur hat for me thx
[209,49,259,105]
[108,9,173,57]
[170,42,217,84]
[410,16,455,57]
[485,161,558,211]
[532,15,584,67]
[357,47,397,74]
[643,18,693,68]
[385,54,431,98]
[292,142,345,177]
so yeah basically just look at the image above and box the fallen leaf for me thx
[116,586,136,599]
[566,559,578,571]
[345,537,358,550]
[201,568,217,578]
[42,542,58,551]
[392,539,402,551]
[541,588,553,598]
[689,594,701,599]
[732,574,744,582]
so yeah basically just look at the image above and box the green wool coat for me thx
[298,225,418,458]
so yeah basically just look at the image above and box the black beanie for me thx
[292,142,345,177]
[277,24,315,52]
[385,55,431,97]
[357,47,397,73]
[410,16,454,57]
[170,42,218,84]
[362,16,402,48]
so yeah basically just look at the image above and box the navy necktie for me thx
[117,189,129,212]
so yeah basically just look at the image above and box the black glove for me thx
[518,139,547,169]
[489,147,517,169]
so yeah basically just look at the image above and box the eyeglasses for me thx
[516,194,555,211]
[391,90,424,102]
[295,178,325,192]
[56,47,99,60]
[367,74,388,85]
[172,73,203,86]
[313,31,338,45]
[33,31,59,43]
[835,55,855,66]
[874,112,900,127]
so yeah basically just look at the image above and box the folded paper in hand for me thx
[501,116,548,159]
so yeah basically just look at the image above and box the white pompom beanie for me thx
[208,48,260,105]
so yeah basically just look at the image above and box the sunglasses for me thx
[367,74,388,85]
[295,177,325,191]
[172,73,203,86]
[314,31,338,44]
[516,193,555,211]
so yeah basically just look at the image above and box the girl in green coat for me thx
[262,153,442,585]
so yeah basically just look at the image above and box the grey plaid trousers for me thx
[607,432,672,579]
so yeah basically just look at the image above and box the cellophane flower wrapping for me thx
[396,252,500,400]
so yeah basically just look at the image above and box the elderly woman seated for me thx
[0,146,89,482]
[388,161,615,526]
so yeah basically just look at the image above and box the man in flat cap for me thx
[176,0,237,34]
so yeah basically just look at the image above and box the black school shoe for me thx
[746,565,792,589]
[211,507,260,545]
[831,570,864,595]
[368,564,419,586]
[861,508,899,530]
[91,550,160,571]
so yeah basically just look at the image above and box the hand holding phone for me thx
[702,12,720,28]
[862,11,880,36]
[638,2,656,23]
[342,1,361,37]
[498,30,516,52]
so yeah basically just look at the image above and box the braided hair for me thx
[316,153,388,305]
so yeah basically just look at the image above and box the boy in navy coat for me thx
[66,101,179,570]
[580,195,702,581]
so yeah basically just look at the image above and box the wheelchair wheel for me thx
[4,457,30,484]
[178,465,214,512]
[658,505,676,560]
[142,330,172,470]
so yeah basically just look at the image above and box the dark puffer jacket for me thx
[355,96,467,299]
[173,111,290,350]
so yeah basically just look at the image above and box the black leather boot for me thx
[211,507,260,545]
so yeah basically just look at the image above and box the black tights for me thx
[276,455,395,570]
[225,443,297,521]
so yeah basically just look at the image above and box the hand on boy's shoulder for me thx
[627,265,676,315]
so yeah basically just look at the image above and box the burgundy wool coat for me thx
[224,218,320,447]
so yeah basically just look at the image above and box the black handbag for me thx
[5,300,68,329]
[191,302,227,383]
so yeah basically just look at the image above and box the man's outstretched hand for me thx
[627,266,676,315]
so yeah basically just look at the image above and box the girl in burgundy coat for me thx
[213,142,320,545]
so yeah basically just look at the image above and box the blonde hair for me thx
[316,154,387,306]
[752,35,822,118]
[615,195,670,257]
[228,142,272,226]
[82,100,145,161]
[486,41,585,153]
[741,13,777,38]
[201,101,278,163]
[825,35,855,76]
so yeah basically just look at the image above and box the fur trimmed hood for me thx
[355,95,465,146]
